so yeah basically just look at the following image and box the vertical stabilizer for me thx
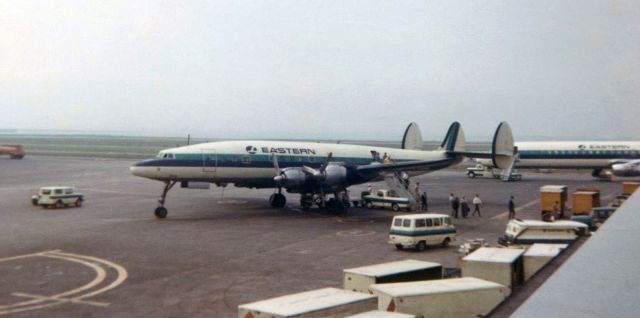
[402,122,423,150]
[439,122,466,152]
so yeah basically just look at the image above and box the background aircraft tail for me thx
[441,121,515,169]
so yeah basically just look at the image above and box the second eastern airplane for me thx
[130,122,514,218]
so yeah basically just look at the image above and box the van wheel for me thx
[55,201,64,209]
[366,202,374,209]
[395,244,404,250]
[416,241,426,252]
[31,198,38,206]
[467,171,476,178]
[75,199,83,207]
[442,238,451,247]
[392,203,400,212]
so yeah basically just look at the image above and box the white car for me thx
[31,186,84,209]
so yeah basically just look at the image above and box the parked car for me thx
[388,213,457,251]
[31,186,84,208]
[362,189,412,212]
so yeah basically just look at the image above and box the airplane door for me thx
[202,150,217,172]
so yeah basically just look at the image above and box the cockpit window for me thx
[158,153,175,159]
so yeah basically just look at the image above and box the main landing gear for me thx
[155,181,177,219]
[270,188,287,208]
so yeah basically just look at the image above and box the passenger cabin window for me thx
[434,218,441,226]
[377,191,384,197]
[415,219,426,227]
[388,190,398,197]
[426,219,433,227]
[242,155,251,164]
[64,188,73,194]
[54,189,63,195]
[402,219,411,227]
[309,156,316,163]
[394,218,402,226]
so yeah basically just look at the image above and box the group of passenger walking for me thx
[449,194,483,218]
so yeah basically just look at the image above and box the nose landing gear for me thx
[155,181,177,218]
[270,187,287,208]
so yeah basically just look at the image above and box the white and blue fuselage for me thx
[130,140,459,189]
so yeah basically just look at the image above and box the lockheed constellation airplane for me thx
[130,122,514,218]
[473,141,640,179]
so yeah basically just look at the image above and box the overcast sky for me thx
[1,1,639,141]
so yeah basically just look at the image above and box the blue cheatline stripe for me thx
[135,153,417,169]
[519,150,640,160]
[512,238,576,244]
[390,228,457,236]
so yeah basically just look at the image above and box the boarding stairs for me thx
[384,173,419,211]
[501,152,520,182]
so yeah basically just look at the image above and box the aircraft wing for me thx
[356,158,459,175]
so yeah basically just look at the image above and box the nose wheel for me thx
[270,192,287,208]
[155,181,177,219]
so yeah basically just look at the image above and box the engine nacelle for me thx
[324,164,348,187]
[279,168,308,188]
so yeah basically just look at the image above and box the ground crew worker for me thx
[420,192,428,211]
[508,196,516,219]
[453,196,460,218]
[449,193,455,216]
[472,194,482,217]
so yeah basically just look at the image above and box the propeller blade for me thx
[320,152,333,173]
[271,153,280,175]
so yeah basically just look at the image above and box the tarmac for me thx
[0,156,624,317]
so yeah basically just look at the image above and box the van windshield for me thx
[41,190,51,195]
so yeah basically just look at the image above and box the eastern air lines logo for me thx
[245,145,257,154]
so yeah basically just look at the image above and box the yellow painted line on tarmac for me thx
[0,250,128,316]
[11,293,109,307]
[0,250,61,263]
[49,251,128,300]
[491,199,539,220]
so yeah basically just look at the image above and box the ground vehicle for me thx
[466,164,521,180]
[499,219,588,245]
[31,187,84,208]
[362,189,412,212]
[0,144,25,159]
[388,214,456,251]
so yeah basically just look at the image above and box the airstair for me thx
[501,152,520,181]
[384,173,419,210]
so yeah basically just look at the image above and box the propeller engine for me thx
[271,152,349,192]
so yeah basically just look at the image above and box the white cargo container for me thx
[343,259,442,293]
[344,310,415,318]
[369,277,508,318]
[237,287,377,318]
[461,247,525,295]
[523,243,568,281]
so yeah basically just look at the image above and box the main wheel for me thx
[271,193,286,208]
[442,237,451,247]
[416,241,426,252]
[155,207,168,219]
[392,203,400,212]
[366,201,374,209]
[75,198,83,207]
[55,200,64,209]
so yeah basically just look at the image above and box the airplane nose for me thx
[130,160,157,178]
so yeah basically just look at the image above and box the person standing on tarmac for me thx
[508,196,516,219]
[472,194,482,217]
[460,196,470,218]
[449,193,455,216]
[420,192,428,211]
[453,196,460,218]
